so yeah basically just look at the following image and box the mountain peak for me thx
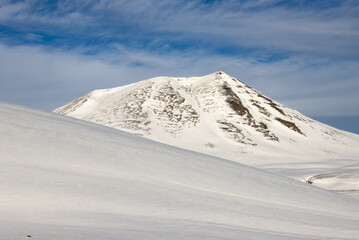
[54,73,359,166]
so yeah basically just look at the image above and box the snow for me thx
[54,72,359,196]
[1,101,359,239]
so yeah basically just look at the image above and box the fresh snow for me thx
[1,101,359,239]
[54,72,359,196]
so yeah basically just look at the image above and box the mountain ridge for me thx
[54,72,359,194]
[55,72,312,141]
[55,71,358,152]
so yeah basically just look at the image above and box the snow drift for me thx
[1,101,359,239]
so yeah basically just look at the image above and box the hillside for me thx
[1,101,359,239]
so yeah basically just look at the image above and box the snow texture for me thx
[1,101,359,239]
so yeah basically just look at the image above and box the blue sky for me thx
[1,0,359,133]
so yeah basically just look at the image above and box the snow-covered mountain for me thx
[55,72,359,193]
[1,101,359,240]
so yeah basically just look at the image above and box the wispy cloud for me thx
[1,42,358,117]
[0,0,358,119]
[1,0,358,58]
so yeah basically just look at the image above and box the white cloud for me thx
[85,0,359,59]
[0,43,358,117]
[0,1,27,22]
[1,1,358,59]
[0,0,358,118]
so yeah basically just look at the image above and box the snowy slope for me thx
[54,72,359,193]
[1,101,359,240]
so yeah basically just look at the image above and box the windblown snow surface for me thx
[1,101,359,240]
[54,72,359,196]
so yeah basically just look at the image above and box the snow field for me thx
[1,102,359,239]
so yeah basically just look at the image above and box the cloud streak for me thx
[1,43,358,117]
[1,0,359,58]
[0,0,358,125]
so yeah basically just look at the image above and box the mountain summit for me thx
[55,72,311,143]
[55,72,359,187]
